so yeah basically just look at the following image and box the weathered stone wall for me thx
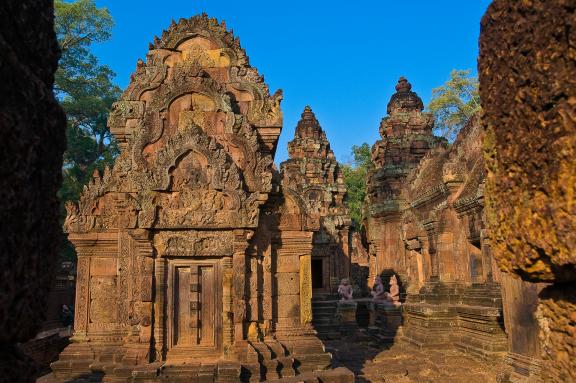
[480,1,576,381]
[0,1,66,382]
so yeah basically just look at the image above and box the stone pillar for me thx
[275,231,310,330]
[222,257,234,353]
[299,254,313,325]
[423,220,439,281]
[274,231,331,373]
[73,255,91,340]
[499,274,545,380]
[52,232,122,381]
[153,257,167,361]
[232,229,252,341]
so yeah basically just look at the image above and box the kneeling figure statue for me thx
[371,275,401,307]
[338,278,353,301]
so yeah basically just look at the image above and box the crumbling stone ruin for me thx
[480,1,576,381]
[0,0,66,382]
[280,106,351,299]
[50,15,352,382]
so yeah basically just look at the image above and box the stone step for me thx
[312,317,333,325]
[312,307,336,315]
[312,324,339,333]
[317,332,341,340]
[311,301,338,308]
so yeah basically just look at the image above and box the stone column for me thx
[52,232,120,381]
[222,257,234,352]
[423,220,439,281]
[274,231,309,331]
[299,254,313,325]
[274,231,331,373]
[232,229,252,341]
[73,255,91,340]
[153,257,167,361]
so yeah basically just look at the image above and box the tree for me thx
[428,69,480,141]
[54,0,121,204]
[54,0,120,260]
[342,143,372,229]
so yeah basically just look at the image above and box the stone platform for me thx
[326,338,504,383]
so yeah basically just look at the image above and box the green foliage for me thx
[428,69,480,141]
[55,0,120,205]
[342,143,372,229]
[55,0,120,261]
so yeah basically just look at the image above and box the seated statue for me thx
[371,275,402,306]
[338,278,353,301]
[388,274,401,307]
[371,276,388,302]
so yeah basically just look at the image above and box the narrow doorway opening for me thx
[311,258,323,289]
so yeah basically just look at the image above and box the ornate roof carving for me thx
[65,14,283,233]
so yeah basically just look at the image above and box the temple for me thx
[26,4,573,383]
[280,106,351,299]
[51,15,352,382]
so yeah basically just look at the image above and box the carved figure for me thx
[388,274,401,307]
[338,278,353,301]
[63,201,79,233]
[371,276,388,302]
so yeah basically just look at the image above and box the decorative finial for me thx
[301,105,315,120]
[395,77,412,92]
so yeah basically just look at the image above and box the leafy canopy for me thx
[341,143,372,229]
[55,0,120,261]
[54,0,121,204]
[428,69,480,141]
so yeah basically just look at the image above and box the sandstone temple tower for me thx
[51,15,350,382]
[365,78,508,359]
[365,77,445,285]
[281,106,351,298]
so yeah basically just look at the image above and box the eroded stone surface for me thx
[0,0,66,381]
[480,0,576,283]
[479,1,576,381]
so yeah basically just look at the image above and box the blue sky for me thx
[93,0,491,164]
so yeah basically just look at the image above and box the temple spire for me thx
[386,76,424,115]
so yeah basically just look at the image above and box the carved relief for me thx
[300,255,313,324]
[154,231,234,257]
[55,14,334,381]
[89,276,118,324]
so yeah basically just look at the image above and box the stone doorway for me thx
[312,258,324,289]
[168,259,222,358]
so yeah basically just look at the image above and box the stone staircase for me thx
[311,300,340,340]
